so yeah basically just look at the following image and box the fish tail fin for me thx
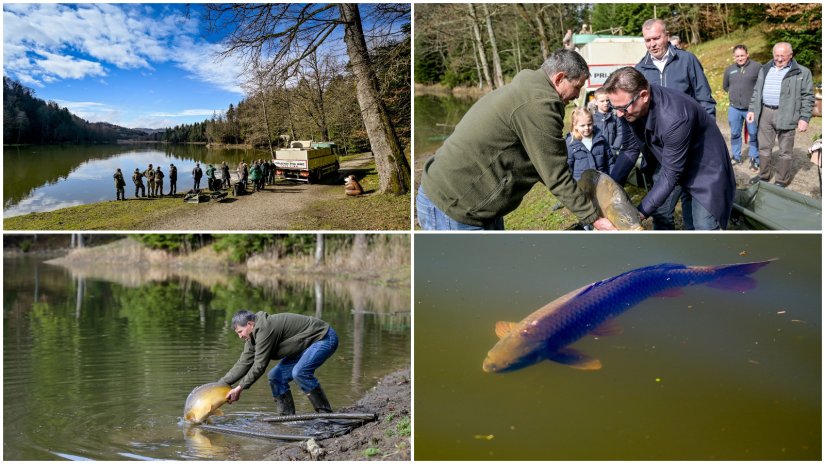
[701,259,776,292]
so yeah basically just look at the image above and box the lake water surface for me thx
[414,234,820,460]
[4,144,269,217]
[4,255,410,460]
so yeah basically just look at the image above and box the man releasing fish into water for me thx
[183,310,339,424]
[483,259,774,373]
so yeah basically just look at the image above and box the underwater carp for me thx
[184,382,231,424]
[577,169,644,230]
[482,260,774,373]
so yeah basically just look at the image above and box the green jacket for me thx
[420,69,598,227]
[249,165,262,180]
[219,312,329,389]
[748,59,814,130]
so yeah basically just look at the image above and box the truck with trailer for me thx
[273,140,342,183]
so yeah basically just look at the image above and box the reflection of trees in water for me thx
[3,144,267,208]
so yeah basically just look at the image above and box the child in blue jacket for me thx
[566,108,610,181]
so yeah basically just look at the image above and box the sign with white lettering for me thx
[588,64,633,86]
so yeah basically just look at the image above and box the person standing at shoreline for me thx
[132,168,145,198]
[168,163,178,195]
[154,166,164,198]
[113,169,126,201]
[192,163,203,191]
[144,164,156,198]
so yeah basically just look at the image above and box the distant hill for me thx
[132,128,166,135]
[3,76,147,145]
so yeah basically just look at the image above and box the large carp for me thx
[577,169,644,230]
[184,382,231,424]
[483,260,774,373]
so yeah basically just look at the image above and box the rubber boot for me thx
[274,391,296,416]
[306,385,333,413]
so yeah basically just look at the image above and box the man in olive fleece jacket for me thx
[417,49,616,230]
[221,310,339,415]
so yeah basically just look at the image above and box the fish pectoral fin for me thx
[589,318,623,337]
[495,321,518,339]
[547,348,602,370]
[212,408,224,417]
[653,288,684,298]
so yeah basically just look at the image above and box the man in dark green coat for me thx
[221,310,339,415]
[113,169,126,201]
[416,49,615,230]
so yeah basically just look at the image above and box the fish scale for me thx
[483,260,774,373]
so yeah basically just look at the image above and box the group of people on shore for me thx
[418,18,815,231]
[113,158,281,200]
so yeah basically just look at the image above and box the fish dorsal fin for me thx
[495,321,518,339]
[547,348,602,370]
[589,318,623,337]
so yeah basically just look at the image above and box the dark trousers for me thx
[134,183,145,198]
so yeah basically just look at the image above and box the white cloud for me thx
[33,50,106,80]
[3,3,243,93]
[149,109,224,118]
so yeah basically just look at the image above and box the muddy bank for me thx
[262,368,411,461]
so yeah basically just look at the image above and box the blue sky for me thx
[3,3,248,129]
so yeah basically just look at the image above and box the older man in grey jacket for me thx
[747,42,814,188]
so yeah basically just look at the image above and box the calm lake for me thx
[415,234,821,460]
[413,94,475,159]
[4,254,410,460]
[3,144,270,217]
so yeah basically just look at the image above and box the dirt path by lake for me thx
[146,154,375,230]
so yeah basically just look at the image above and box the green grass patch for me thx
[363,447,381,458]
[288,152,412,230]
[4,196,192,230]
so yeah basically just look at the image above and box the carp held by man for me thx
[482,259,775,373]
[577,169,644,230]
[184,382,232,424]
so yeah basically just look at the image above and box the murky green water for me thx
[413,95,475,158]
[4,144,270,217]
[4,255,410,460]
[414,234,820,460]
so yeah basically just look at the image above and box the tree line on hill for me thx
[415,3,821,88]
[3,77,146,145]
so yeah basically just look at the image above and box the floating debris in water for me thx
[655,378,662,383]
[474,434,495,440]
[777,310,787,315]
[739,250,748,256]
[791,319,807,324]
[748,359,760,365]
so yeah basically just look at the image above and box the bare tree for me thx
[206,3,411,194]
[481,4,504,88]
[315,233,325,266]
[467,4,493,89]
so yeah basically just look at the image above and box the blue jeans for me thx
[681,193,721,230]
[727,107,758,162]
[268,327,338,396]
[416,186,504,230]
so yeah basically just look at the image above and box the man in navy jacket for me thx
[606,67,735,230]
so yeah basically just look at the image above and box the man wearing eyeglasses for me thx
[605,67,735,230]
